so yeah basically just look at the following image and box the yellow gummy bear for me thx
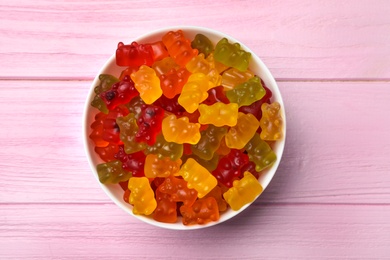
[178,73,211,113]
[144,154,182,178]
[225,112,259,149]
[131,65,162,104]
[179,158,217,198]
[259,102,283,141]
[186,53,222,87]
[223,172,263,211]
[161,114,201,144]
[198,102,239,127]
[128,177,157,215]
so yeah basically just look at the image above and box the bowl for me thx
[83,26,286,230]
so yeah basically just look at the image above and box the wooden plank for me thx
[0,0,389,80]
[0,204,389,258]
[0,80,389,204]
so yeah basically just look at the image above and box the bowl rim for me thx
[82,25,286,230]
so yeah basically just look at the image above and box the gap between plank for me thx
[0,77,390,83]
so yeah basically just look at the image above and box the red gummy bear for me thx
[135,104,165,146]
[94,143,119,162]
[89,107,128,147]
[116,42,154,67]
[114,145,146,177]
[153,189,178,223]
[100,76,139,110]
[160,68,191,99]
[212,149,249,187]
[180,197,220,225]
[157,176,198,206]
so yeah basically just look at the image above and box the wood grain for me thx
[1,204,389,259]
[0,80,389,204]
[1,1,390,258]
[0,0,389,80]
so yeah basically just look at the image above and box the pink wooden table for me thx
[1,0,390,258]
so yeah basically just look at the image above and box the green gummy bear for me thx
[226,77,265,107]
[245,134,276,172]
[191,34,214,57]
[191,125,227,160]
[96,160,131,184]
[144,134,183,161]
[214,38,251,72]
[116,113,146,154]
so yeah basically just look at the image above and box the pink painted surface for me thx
[1,0,390,258]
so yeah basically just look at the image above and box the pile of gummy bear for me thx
[89,30,283,225]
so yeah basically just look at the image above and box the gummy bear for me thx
[116,113,146,154]
[161,115,201,144]
[162,30,198,66]
[135,104,164,146]
[96,160,131,184]
[178,73,212,113]
[185,53,221,87]
[223,171,263,211]
[178,158,217,198]
[89,116,109,148]
[245,134,277,172]
[153,189,178,223]
[116,42,154,67]
[191,34,214,57]
[128,177,157,215]
[144,134,183,161]
[202,85,230,106]
[212,149,249,188]
[152,57,180,77]
[153,93,185,116]
[149,41,169,62]
[214,38,251,72]
[100,75,139,110]
[157,176,198,206]
[198,102,239,127]
[204,185,227,212]
[259,102,283,140]
[221,67,254,91]
[131,65,162,104]
[91,74,119,114]
[225,112,259,149]
[225,77,265,107]
[94,143,119,162]
[159,67,191,99]
[114,145,146,177]
[180,197,219,225]
[144,154,182,178]
[90,106,128,147]
[191,125,227,160]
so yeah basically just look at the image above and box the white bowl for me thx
[83,26,286,230]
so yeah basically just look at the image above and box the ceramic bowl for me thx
[83,26,286,230]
